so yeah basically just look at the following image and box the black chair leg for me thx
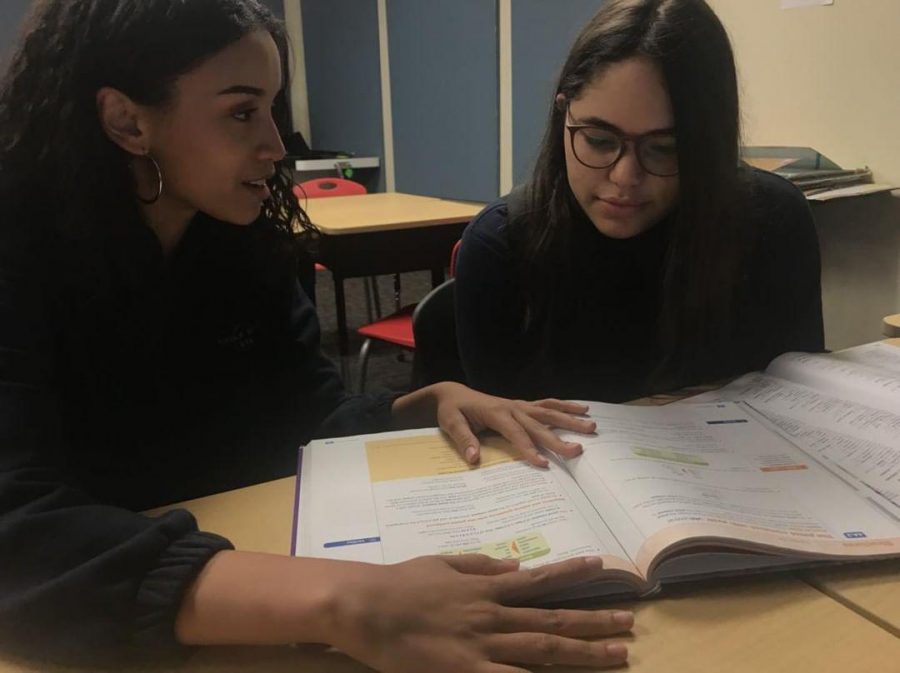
[369,276,382,318]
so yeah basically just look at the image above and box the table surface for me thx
[885,314,900,337]
[302,192,484,235]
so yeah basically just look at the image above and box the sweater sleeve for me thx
[278,275,400,440]
[0,242,232,664]
[454,202,530,397]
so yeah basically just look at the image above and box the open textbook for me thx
[292,343,900,601]
[685,341,900,513]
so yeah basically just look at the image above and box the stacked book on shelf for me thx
[742,146,896,202]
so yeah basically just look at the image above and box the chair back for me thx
[293,177,367,200]
[449,239,462,277]
[411,279,465,388]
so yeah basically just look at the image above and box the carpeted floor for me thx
[311,269,438,394]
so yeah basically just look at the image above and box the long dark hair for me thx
[0,0,311,247]
[520,0,752,390]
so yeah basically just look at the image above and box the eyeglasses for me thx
[564,104,679,177]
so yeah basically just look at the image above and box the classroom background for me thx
[2,0,898,386]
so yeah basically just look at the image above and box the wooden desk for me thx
[5,477,899,673]
[884,314,900,338]
[804,561,900,635]
[303,193,483,359]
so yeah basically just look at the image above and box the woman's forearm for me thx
[174,550,347,645]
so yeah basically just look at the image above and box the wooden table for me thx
[303,193,483,360]
[4,477,899,673]
[804,561,900,635]
[884,314,900,338]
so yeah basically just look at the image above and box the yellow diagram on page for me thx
[442,532,552,562]
[365,434,520,482]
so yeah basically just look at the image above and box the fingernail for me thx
[613,611,634,627]
[585,556,605,567]
[465,446,478,463]
[607,643,628,659]
[566,442,583,455]
[537,456,549,468]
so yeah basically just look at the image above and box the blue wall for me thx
[296,0,606,199]
[511,0,605,185]
[0,0,32,67]
[387,0,498,202]
[261,0,284,20]
[300,0,386,191]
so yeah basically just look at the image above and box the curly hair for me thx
[0,0,313,247]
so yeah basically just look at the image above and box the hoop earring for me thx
[136,152,163,205]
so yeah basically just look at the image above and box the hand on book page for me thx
[396,381,597,468]
[326,554,632,673]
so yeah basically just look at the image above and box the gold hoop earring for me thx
[137,151,163,205]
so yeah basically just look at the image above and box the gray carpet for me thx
[312,269,438,394]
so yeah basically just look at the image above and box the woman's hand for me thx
[328,554,632,673]
[392,382,597,466]
[177,551,630,673]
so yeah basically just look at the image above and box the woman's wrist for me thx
[175,550,352,646]
[390,381,459,429]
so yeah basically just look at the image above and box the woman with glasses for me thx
[456,0,824,402]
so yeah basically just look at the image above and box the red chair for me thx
[449,238,461,277]
[294,179,366,265]
[294,178,383,336]
[293,179,367,271]
[293,177,366,200]
[356,240,463,392]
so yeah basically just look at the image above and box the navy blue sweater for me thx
[456,169,825,401]
[0,210,395,663]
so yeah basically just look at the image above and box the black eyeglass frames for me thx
[564,104,679,177]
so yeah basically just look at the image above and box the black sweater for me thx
[0,211,395,663]
[455,169,825,401]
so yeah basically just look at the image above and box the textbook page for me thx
[556,402,900,576]
[688,372,900,514]
[764,343,900,414]
[294,429,638,576]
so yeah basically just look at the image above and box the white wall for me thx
[707,0,900,186]
[707,0,900,350]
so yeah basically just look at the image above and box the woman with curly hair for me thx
[0,0,633,669]
[456,0,824,402]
